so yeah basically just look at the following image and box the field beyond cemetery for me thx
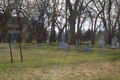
[0,43,120,80]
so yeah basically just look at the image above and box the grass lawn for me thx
[0,43,120,80]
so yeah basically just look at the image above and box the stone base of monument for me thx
[111,43,119,49]
[59,43,69,50]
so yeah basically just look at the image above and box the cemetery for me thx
[0,38,120,80]
[0,0,120,80]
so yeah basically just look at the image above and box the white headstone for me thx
[111,37,119,49]
[98,35,104,48]
[117,43,119,48]
[59,32,69,50]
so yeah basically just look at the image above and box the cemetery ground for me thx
[0,43,120,80]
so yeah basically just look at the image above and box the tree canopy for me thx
[0,0,120,44]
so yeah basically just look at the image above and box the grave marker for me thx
[111,37,119,49]
[98,35,104,48]
[59,32,69,50]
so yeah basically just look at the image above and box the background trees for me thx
[0,0,120,44]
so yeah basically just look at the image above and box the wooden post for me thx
[19,42,23,62]
[9,34,13,63]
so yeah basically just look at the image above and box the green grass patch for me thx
[0,43,120,80]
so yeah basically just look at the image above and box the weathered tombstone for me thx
[98,35,104,48]
[76,39,79,46]
[61,32,65,43]
[82,47,90,52]
[89,41,92,47]
[111,37,119,48]
[117,43,119,48]
[59,32,69,50]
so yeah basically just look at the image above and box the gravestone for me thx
[76,39,79,46]
[111,37,119,48]
[81,41,91,52]
[98,35,104,48]
[59,32,69,50]
[117,43,119,48]
[82,47,90,52]
[89,41,92,47]
[61,32,65,43]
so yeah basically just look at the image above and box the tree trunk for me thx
[69,20,75,44]
[49,3,56,43]
[107,0,112,44]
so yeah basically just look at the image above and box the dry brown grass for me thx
[1,61,120,80]
[0,43,120,80]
